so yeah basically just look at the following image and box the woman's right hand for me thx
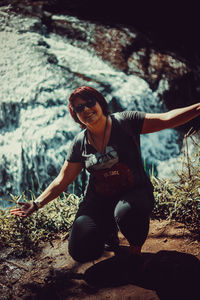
[10,202,36,218]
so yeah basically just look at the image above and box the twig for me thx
[4,260,29,271]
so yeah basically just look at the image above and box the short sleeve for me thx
[66,131,85,163]
[114,111,146,135]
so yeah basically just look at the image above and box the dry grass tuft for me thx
[152,134,200,235]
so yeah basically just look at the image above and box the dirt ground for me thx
[0,219,199,300]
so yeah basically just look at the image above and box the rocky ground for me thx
[0,219,199,300]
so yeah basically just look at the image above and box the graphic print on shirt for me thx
[85,145,135,196]
[85,146,119,171]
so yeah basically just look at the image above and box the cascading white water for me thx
[0,8,182,208]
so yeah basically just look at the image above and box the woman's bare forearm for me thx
[34,175,68,208]
[10,162,82,217]
[34,161,83,209]
[165,102,200,128]
[142,102,200,133]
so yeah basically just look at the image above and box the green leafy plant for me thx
[0,193,79,257]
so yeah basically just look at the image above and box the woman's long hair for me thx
[68,86,110,128]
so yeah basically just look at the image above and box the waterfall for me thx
[0,8,182,208]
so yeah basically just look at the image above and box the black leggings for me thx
[68,188,154,263]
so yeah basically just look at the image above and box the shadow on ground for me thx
[23,248,200,300]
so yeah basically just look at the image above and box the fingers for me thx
[10,207,28,217]
[10,208,23,213]
[10,202,34,218]
[10,202,31,213]
[10,211,27,217]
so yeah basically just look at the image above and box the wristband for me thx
[33,201,39,211]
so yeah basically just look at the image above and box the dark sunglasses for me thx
[73,98,97,113]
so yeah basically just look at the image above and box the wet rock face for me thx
[41,1,200,61]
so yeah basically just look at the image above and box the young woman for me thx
[11,86,200,263]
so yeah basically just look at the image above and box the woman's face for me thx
[73,97,104,126]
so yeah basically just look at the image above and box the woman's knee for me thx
[114,200,150,224]
[68,215,104,263]
[114,200,150,246]
[114,200,133,224]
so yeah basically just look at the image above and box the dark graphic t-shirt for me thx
[66,111,153,198]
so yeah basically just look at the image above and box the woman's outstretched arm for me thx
[10,160,83,218]
[142,102,200,134]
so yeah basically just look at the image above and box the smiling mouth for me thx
[84,112,95,119]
